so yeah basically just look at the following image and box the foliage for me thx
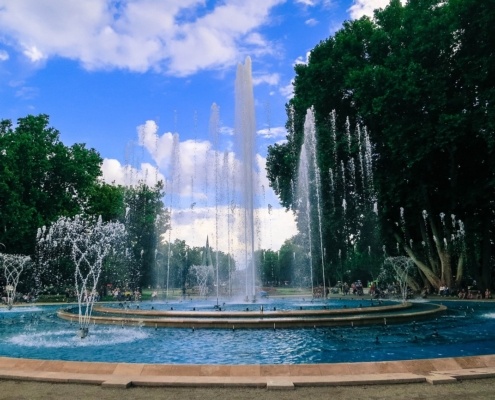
[154,238,235,296]
[0,115,103,256]
[266,0,495,290]
[35,215,127,303]
[255,237,312,288]
[122,182,169,289]
[0,114,170,294]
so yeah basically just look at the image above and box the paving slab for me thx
[2,355,495,389]
[101,378,132,388]
[291,373,426,386]
[426,375,458,385]
[440,368,495,380]
[266,379,295,390]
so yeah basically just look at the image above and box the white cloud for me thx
[101,158,165,187]
[348,0,406,20]
[220,126,234,136]
[170,203,297,252]
[252,73,280,86]
[125,118,297,251]
[0,0,285,76]
[295,0,316,6]
[305,18,319,26]
[0,49,9,61]
[294,51,311,65]
[15,86,39,99]
[295,0,334,8]
[137,120,175,169]
[23,45,45,62]
[279,80,294,99]
[257,126,286,140]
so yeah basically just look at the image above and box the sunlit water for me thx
[1,299,494,364]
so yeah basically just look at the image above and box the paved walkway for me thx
[2,355,495,389]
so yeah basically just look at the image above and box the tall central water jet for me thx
[235,57,258,301]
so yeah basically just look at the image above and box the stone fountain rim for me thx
[56,302,446,329]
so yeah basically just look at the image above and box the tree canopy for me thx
[0,114,102,255]
[266,0,495,291]
[0,114,169,293]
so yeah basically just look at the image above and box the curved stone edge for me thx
[92,301,412,318]
[1,354,495,389]
[57,304,446,329]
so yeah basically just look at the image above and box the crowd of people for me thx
[425,282,493,300]
[111,287,141,301]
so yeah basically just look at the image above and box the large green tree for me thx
[0,114,102,256]
[267,0,495,291]
[0,114,170,294]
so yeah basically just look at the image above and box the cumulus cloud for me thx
[295,0,316,6]
[0,0,284,76]
[101,158,165,187]
[279,80,294,99]
[0,49,9,61]
[252,73,280,86]
[294,52,311,66]
[257,126,286,140]
[114,118,297,250]
[170,203,297,253]
[305,18,319,26]
[295,0,334,7]
[348,0,406,20]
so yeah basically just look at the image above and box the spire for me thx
[201,236,214,267]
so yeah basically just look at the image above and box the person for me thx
[484,289,492,299]
[356,281,363,296]
[151,290,158,301]
[343,282,349,295]
[369,282,376,296]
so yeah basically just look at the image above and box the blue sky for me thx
[0,0,395,250]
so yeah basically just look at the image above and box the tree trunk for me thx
[429,217,452,288]
[438,249,452,288]
[395,232,441,288]
[455,253,464,288]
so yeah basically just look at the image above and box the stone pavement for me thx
[1,355,495,390]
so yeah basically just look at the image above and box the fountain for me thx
[189,237,214,297]
[1,57,494,376]
[235,57,258,301]
[36,215,126,338]
[2,298,495,365]
[0,253,30,310]
[381,256,415,303]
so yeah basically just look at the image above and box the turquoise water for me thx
[1,299,494,364]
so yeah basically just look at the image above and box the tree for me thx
[257,249,279,287]
[266,0,495,291]
[0,114,102,256]
[86,182,125,222]
[122,182,169,289]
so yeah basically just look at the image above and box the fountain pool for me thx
[1,299,495,365]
